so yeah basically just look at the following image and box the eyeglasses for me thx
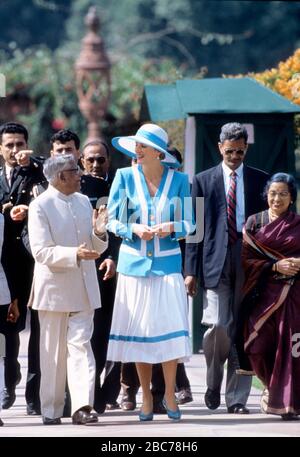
[268,191,290,198]
[223,149,246,155]
[85,156,106,164]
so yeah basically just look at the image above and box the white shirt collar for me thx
[222,161,244,178]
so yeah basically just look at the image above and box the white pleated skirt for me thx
[107,273,191,364]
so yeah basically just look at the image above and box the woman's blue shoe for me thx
[163,399,181,421]
[139,411,154,421]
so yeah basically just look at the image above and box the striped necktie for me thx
[227,171,238,245]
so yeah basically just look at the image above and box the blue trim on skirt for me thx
[109,330,189,343]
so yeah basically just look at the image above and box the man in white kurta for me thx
[28,155,108,425]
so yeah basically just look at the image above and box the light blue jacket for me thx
[107,165,193,277]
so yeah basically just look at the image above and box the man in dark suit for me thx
[185,123,269,414]
[0,122,44,412]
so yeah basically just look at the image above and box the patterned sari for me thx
[242,210,300,416]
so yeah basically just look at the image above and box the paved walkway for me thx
[0,330,299,437]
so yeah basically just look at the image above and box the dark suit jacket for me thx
[184,163,270,289]
[0,158,45,329]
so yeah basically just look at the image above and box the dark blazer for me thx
[184,163,270,289]
[0,158,45,329]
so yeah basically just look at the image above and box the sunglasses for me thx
[85,156,106,164]
[223,149,246,156]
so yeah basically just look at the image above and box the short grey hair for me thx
[43,154,77,184]
[219,123,248,144]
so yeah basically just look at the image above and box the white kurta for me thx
[28,185,108,419]
[28,185,107,312]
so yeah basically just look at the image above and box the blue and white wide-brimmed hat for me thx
[111,123,181,168]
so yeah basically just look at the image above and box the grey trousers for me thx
[202,240,252,408]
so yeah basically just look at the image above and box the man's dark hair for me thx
[82,139,109,157]
[219,123,248,144]
[50,129,80,150]
[0,122,28,143]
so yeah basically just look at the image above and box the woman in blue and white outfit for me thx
[107,124,193,421]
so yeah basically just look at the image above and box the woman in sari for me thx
[241,173,300,421]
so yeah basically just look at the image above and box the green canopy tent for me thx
[140,77,300,352]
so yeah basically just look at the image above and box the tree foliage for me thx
[57,0,300,76]
[1,0,300,153]
[0,44,184,154]
[240,48,300,143]
[0,0,71,51]
[1,1,300,76]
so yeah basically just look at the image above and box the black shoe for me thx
[176,388,193,405]
[0,418,3,426]
[227,403,250,414]
[204,388,220,410]
[26,404,41,415]
[2,388,16,409]
[72,409,98,425]
[281,413,299,421]
[42,416,62,425]
[120,393,136,411]
[153,400,167,415]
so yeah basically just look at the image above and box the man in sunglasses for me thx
[81,140,112,185]
[185,123,269,415]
